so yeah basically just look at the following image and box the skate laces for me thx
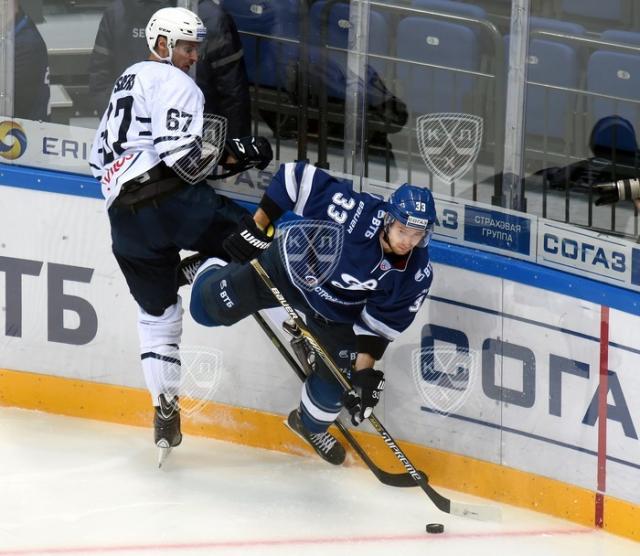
[310,431,336,453]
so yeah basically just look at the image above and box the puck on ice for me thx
[426,523,444,534]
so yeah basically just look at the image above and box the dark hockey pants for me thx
[108,181,249,316]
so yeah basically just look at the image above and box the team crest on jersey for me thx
[331,273,378,291]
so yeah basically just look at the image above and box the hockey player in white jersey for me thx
[89,7,272,466]
[184,162,436,465]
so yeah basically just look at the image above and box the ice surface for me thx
[0,408,637,556]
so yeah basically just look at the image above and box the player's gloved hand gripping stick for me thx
[223,214,275,264]
[342,368,385,426]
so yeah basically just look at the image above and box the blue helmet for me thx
[385,184,436,248]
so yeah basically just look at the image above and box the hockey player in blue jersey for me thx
[185,161,435,465]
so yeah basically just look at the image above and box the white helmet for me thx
[146,7,207,62]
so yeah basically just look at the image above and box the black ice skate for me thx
[286,409,345,465]
[155,394,182,467]
[177,253,208,287]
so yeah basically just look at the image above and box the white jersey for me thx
[89,61,205,208]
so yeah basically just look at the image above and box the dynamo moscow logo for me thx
[0,120,27,160]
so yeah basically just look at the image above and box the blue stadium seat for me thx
[412,0,488,47]
[600,30,640,48]
[508,18,585,140]
[528,17,586,43]
[412,0,486,23]
[586,30,640,133]
[222,0,299,89]
[561,0,631,30]
[308,1,389,102]
[395,12,484,114]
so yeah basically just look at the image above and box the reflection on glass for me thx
[2,0,639,239]
[14,1,50,121]
[522,1,640,238]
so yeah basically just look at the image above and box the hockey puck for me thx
[426,523,445,534]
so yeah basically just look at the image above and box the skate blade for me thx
[157,441,173,468]
[283,417,307,445]
[283,417,298,438]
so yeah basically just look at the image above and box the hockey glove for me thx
[594,178,640,206]
[223,213,275,264]
[342,368,385,426]
[217,136,273,178]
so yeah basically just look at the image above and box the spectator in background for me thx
[88,0,251,137]
[14,0,50,121]
[197,0,251,137]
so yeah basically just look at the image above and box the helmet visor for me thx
[175,39,207,56]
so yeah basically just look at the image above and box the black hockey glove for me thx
[223,213,275,264]
[594,178,640,206]
[342,368,385,426]
[217,136,273,178]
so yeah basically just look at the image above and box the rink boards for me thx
[0,163,639,542]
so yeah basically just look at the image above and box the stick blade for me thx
[375,470,426,488]
[449,500,502,522]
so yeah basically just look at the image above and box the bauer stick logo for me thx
[277,220,344,291]
[411,345,479,416]
[417,113,483,183]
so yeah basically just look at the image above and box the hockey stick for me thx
[252,311,420,488]
[250,259,501,521]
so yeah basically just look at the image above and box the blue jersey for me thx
[265,162,433,342]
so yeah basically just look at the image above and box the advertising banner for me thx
[1,180,639,507]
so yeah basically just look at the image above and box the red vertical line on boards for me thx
[595,305,610,528]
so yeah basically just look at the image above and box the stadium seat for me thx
[586,30,640,135]
[222,0,300,89]
[412,0,490,49]
[507,18,585,141]
[395,9,484,114]
[308,1,389,102]
[600,30,640,48]
[560,0,632,31]
[412,0,486,25]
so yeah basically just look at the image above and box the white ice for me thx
[0,407,637,556]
